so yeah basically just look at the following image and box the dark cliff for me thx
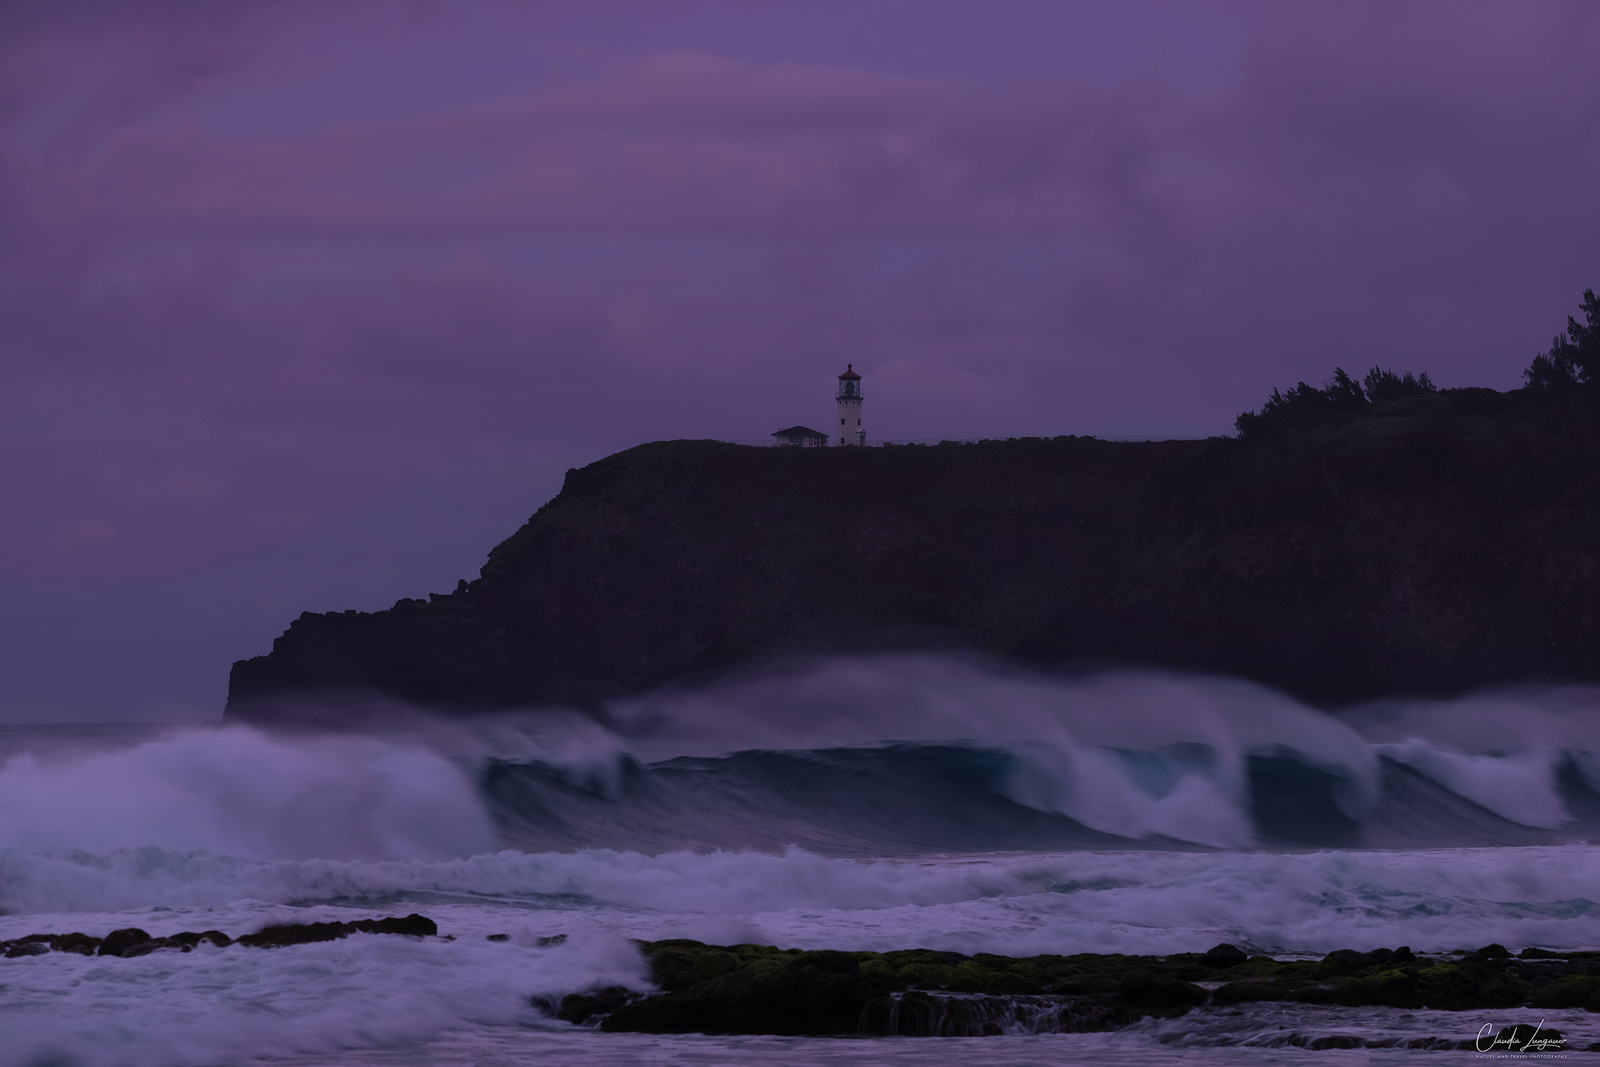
[227,385,1600,716]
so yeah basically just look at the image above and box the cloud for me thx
[2,0,1599,586]
[62,54,1170,244]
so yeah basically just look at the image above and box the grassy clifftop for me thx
[227,384,1600,715]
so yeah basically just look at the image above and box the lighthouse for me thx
[836,364,864,446]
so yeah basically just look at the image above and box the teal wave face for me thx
[481,743,1600,855]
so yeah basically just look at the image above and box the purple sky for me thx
[3,1,1598,720]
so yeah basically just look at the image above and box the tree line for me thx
[1236,288,1600,440]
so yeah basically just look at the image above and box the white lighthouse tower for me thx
[836,364,864,446]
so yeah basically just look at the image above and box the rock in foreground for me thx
[540,939,1600,1037]
[0,914,437,958]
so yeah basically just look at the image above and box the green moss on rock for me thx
[572,939,1600,1036]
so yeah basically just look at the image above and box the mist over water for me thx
[4,656,1600,1066]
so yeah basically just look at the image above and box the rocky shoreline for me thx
[8,918,1596,1048]
[540,938,1600,1044]
[0,914,436,958]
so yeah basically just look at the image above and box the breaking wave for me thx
[483,656,1600,854]
[2,657,1600,864]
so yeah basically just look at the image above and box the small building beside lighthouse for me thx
[771,425,829,447]
[837,364,864,446]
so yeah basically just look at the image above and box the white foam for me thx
[0,726,497,861]
[3,842,1599,1066]
[7,843,1600,957]
[0,920,646,1067]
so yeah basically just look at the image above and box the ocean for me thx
[2,656,1598,1065]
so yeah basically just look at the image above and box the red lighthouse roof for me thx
[838,363,861,380]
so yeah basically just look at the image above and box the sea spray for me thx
[0,726,496,860]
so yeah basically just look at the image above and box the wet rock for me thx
[603,942,871,1036]
[591,939,1600,1036]
[369,914,438,938]
[50,933,102,956]
[0,916,435,960]
[530,986,636,1026]
[1116,970,1207,1011]
[1530,974,1600,1011]
[858,990,1120,1037]
[123,933,229,957]
[984,970,1044,995]
[3,941,49,958]
[1413,962,1528,1010]
[1313,949,1370,977]
[236,922,355,948]
[1313,966,1424,1008]
[169,930,233,950]
[1214,978,1310,1006]
[486,934,511,942]
[1201,943,1248,969]
[602,940,1219,1036]
[120,937,184,958]
[97,928,153,957]
[236,913,437,948]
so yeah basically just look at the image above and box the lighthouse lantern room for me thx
[836,364,864,446]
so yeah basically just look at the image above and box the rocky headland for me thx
[227,373,1600,716]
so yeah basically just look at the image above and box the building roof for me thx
[837,363,861,380]
[771,425,829,438]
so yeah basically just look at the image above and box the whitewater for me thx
[3,656,1600,1065]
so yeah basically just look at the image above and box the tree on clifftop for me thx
[1362,367,1436,402]
[1525,289,1600,394]
[1235,366,1434,440]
